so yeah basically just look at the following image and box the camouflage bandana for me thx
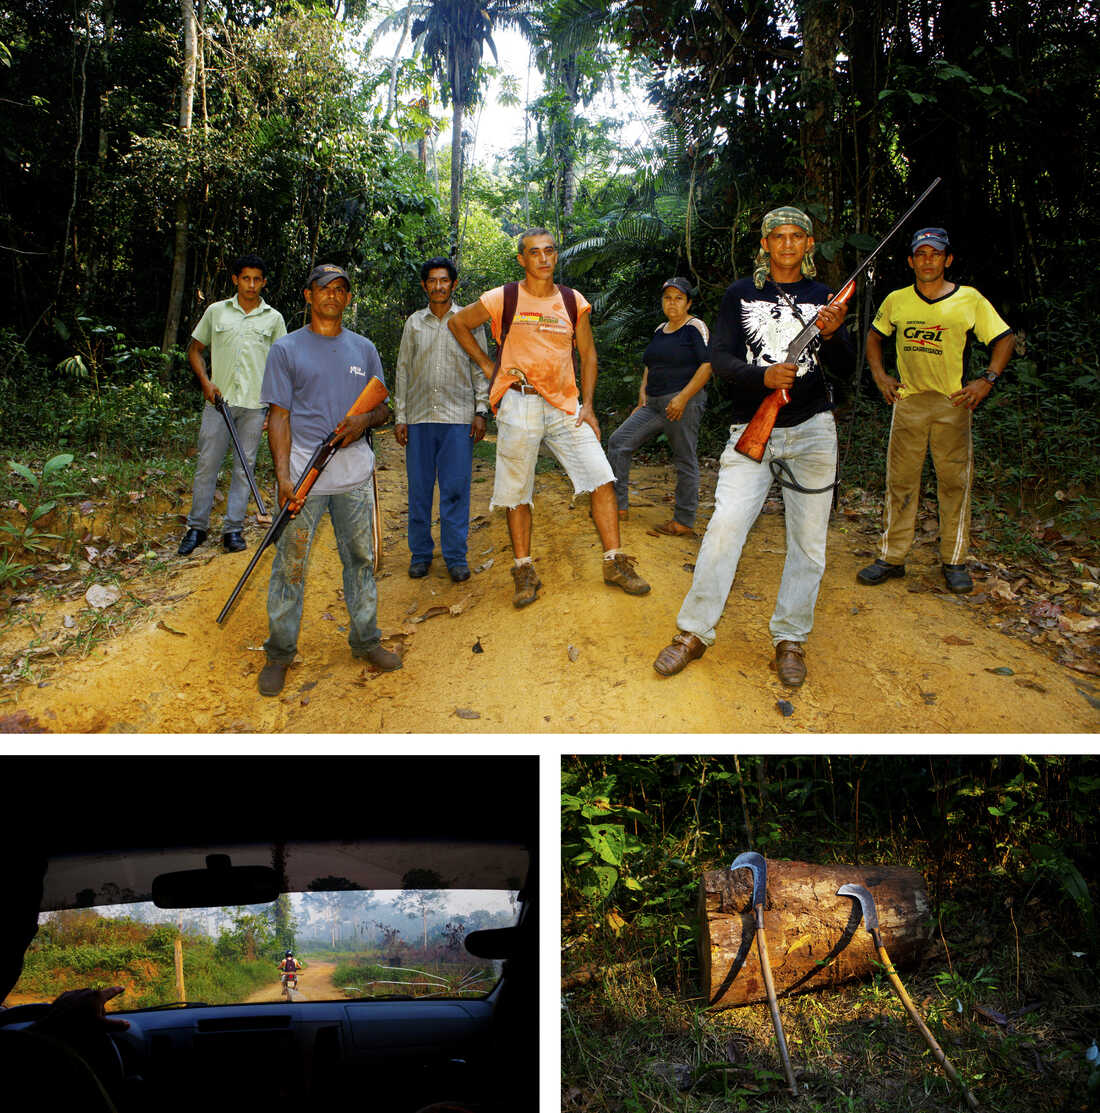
[753,206,817,288]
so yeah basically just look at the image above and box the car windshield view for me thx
[8,887,518,1012]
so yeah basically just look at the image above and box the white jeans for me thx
[490,389,614,510]
[676,411,836,646]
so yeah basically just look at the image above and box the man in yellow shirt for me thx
[858,228,1014,594]
[448,229,649,607]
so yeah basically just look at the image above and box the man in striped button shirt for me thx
[394,257,490,583]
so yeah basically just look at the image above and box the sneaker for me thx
[258,659,288,697]
[512,562,542,608]
[603,553,650,595]
[856,558,905,585]
[355,644,402,671]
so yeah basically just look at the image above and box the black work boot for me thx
[178,528,207,556]
[856,558,905,586]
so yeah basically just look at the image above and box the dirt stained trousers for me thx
[264,480,380,664]
[676,411,836,647]
[878,391,972,565]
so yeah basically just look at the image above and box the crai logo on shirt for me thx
[901,322,947,356]
[349,364,366,377]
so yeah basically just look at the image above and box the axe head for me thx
[837,882,879,933]
[730,850,767,908]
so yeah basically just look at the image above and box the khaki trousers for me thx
[879,391,972,565]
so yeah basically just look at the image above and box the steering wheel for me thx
[0,1000,126,1103]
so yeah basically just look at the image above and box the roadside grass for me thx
[0,418,276,687]
[332,952,499,999]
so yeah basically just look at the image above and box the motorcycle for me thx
[280,970,299,998]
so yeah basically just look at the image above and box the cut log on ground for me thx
[699,858,930,1009]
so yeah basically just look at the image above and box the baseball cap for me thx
[661,277,693,297]
[306,263,350,288]
[910,227,949,252]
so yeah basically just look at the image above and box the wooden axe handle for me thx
[754,907,799,1096]
[875,939,980,1111]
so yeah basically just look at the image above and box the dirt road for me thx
[246,961,341,1003]
[1,432,1097,733]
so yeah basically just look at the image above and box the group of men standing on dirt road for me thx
[181,209,1013,696]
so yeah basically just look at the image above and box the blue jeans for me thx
[607,390,706,528]
[187,402,266,533]
[264,481,379,664]
[677,411,836,646]
[405,422,474,567]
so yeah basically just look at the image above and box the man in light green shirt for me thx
[178,253,286,555]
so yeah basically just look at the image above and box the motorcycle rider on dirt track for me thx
[278,950,302,993]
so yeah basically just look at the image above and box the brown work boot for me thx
[775,641,807,688]
[603,552,650,595]
[258,659,289,697]
[355,643,402,671]
[511,562,542,607]
[654,632,706,677]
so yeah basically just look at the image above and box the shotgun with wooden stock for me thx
[735,177,942,462]
[216,374,389,624]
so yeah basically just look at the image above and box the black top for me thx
[709,277,854,427]
[643,318,710,396]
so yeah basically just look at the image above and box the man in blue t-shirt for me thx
[256,263,399,696]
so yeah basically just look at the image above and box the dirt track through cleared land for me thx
[1,431,1097,734]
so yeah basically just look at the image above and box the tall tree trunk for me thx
[799,0,845,289]
[161,0,198,356]
[449,97,463,262]
[387,5,414,120]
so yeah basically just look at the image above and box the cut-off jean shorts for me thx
[490,388,615,510]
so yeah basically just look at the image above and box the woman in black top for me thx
[607,278,712,535]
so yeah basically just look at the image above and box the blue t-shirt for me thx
[262,327,386,495]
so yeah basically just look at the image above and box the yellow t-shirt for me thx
[871,284,1011,398]
[480,284,592,414]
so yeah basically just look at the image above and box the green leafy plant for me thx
[561,772,647,908]
[1,453,76,554]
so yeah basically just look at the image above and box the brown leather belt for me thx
[508,382,540,395]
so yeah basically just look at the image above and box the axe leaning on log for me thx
[837,883,980,1111]
[731,851,799,1095]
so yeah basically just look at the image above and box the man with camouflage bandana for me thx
[653,206,853,687]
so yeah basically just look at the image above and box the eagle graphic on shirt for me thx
[741,295,827,377]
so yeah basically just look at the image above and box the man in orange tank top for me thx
[449,229,650,608]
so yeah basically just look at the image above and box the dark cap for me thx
[661,277,693,297]
[910,227,949,252]
[306,263,350,288]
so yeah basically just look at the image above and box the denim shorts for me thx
[490,389,614,509]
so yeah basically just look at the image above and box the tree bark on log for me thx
[699,858,931,1010]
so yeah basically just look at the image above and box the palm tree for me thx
[410,0,533,260]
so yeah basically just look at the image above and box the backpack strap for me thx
[559,285,579,330]
[487,281,520,399]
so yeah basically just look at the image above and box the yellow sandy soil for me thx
[1,431,1096,734]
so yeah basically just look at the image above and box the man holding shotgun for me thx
[178,253,286,556]
[256,263,399,697]
[654,206,852,686]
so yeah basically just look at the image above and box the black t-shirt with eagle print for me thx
[709,277,854,428]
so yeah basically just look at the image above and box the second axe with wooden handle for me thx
[837,883,980,1111]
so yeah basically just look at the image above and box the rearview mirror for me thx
[152,854,280,908]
